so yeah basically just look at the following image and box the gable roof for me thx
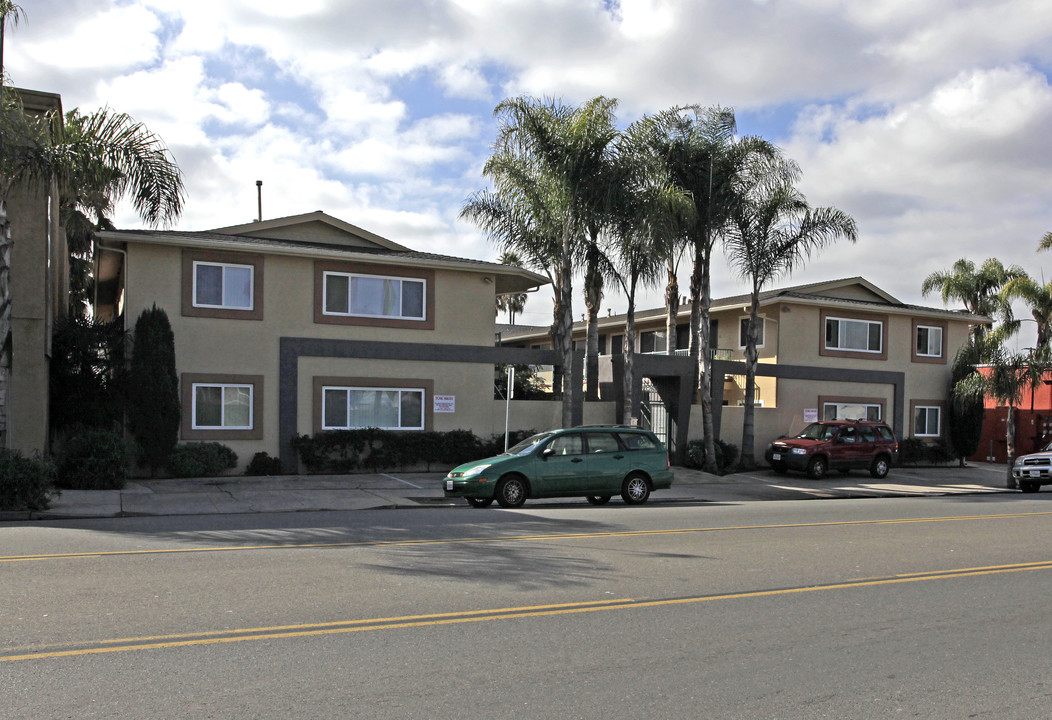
[97,212,548,295]
[499,276,990,342]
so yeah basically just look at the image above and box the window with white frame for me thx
[823,402,882,422]
[322,272,425,320]
[825,316,882,353]
[916,325,943,357]
[193,261,254,310]
[640,330,667,354]
[739,316,765,348]
[192,383,253,429]
[914,405,941,437]
[322,386,425,430]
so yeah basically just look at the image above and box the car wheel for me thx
[585,495,611,506]
[495,475,527,508]
[466,497,494,508]
[1020,481,1041,493]
[621,473,651,505]
[869,456,890,479]
[771,462,788,474]
[807,456,827,480]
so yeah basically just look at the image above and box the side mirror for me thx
[541,448,555,458]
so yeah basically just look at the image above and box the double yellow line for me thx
[6,558,1052,663]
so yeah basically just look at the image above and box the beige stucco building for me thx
[96,212,548,471]
[501,278,987,458]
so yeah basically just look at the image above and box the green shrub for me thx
[57,427,134,490]
[899,437,956,466]
[244,452,282,476]
[127,306,180,474]
[685,438,739,475]
[167,443,238,478]
[0,449,57,511]
[290,428,533,473]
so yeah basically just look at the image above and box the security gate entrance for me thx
[641,378,675,456]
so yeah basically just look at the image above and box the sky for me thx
[7,0,1052,342]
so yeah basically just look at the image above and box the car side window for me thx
[548,433,584,456]
[876,427,894,441]
[860,428,877,443]
[840,427,857,443]
[822,425,839,441]
[617,432,657,450]
[585,432,621,453]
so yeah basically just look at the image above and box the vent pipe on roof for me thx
[255,180,263,222]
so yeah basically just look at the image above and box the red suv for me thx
[764,420,899,479]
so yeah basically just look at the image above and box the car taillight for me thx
[666,453,670,470]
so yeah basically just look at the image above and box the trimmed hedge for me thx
[291,428,536,473]
[685,438,739,475]
[167,443,238,478]
[56,427,134,490]
[244,452,283,476]
[898,437,956,466]
[0,449,57,511]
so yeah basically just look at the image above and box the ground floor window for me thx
[322,386,425,430]
[913,405,941,437]
[193,383,253,429]
[823,402,882,422]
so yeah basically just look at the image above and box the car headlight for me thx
[791,448,808,455]
[462,464,491,478]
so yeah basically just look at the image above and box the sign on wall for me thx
[804,408,818,423]
[434,395,456,413]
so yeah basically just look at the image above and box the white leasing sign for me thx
[434,395,456,413]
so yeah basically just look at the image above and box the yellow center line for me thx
[5,559,1052,663]
[4,510,1052,563]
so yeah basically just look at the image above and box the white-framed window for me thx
[916,325,943,357]
[825,316,882,353]
[322,272,426,320]
[640,330,668,354]
[823,402,882,422]
[322,386,425,430]
[193,261,254,310]
[192,383,253,430]
[914,406,941,437]
[739,316,765,348]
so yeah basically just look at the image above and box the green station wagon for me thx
[444,426,674,508]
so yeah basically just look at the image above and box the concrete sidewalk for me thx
[2,462,1017,521]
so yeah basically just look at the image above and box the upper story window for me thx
[314,261,435,330]
[739,317,765,348]
[193,262,253,310]
[182,250,264,320]
[323,272,425,320]
[640,330,667,354]
[916,325,943,357]
[825,316,882,353]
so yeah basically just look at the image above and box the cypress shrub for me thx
[56,427,134,490]
[126,306,180,474]
[0,449,57,511]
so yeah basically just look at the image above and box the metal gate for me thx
[640,378,675,454]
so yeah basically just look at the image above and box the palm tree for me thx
[955,345,1051,488]
[1000,274,1052,350]
[469,96,618,427]
[605,118,687,424]
[1038,231,1052,252]
[725,155,858,468]
[921,258,1024,345]
[495,250,529,324]
[643,106,780,472]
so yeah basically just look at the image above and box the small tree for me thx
[126,306,180,474]
[947,345,985,466]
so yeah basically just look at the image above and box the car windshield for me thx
[505,432,554,456]
[795,423,840,441]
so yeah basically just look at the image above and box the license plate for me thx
[1030,470,1042,478]
[445,480,454,490]
[772,453,781,461]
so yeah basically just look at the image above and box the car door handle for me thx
[613,455,624,460]
[571,457,583,463]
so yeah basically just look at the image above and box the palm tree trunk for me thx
[623,296,636,425]
[689,243,717,473]
[739,296,761,469]
[584,247,602,402]
[665,260,678,356]
[557,229,575,428]
[1005,403,1017,489]
[0,197,9,446]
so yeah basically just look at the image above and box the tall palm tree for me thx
[921,258,1024,346]
[725,155,858,468]
[644,106,779,472]
[1000,274,1052,350]
[605,118,687,423]
[472,96,619,427]
[495,250,529,324]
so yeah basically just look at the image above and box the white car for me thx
[1012,442,1052,492]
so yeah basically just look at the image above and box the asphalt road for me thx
[4,494,1052,719]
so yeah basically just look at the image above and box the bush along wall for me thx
[291,428,536,474]
[56,427,135,490]
[167,443,238,478]
[0,449,57,511]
